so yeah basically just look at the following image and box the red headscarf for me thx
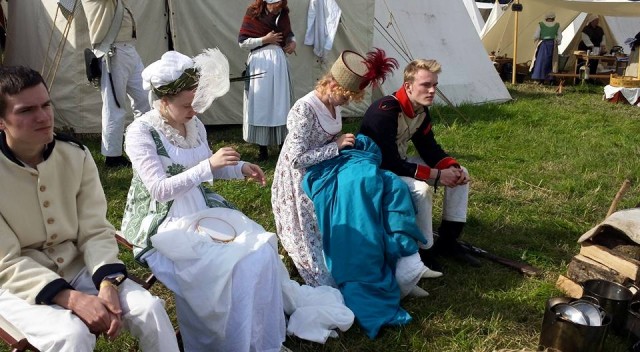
[238,4,292,47]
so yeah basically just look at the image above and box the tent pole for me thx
[511,0,520,84]
[165,0,174,50]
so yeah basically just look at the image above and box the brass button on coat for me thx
[43,200,50,207]
[56,257,64,264]
[47,218,54,224]
[50,234,58,240]
[39,185,46,192]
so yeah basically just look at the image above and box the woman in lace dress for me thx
[121,51,286,352]
[272,50,421,287]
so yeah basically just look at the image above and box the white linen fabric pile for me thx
[151,207,354,344]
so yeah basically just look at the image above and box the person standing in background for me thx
[81,0,150,167]
[578,14,607,75]
[531,12,562,84]
[238,0,296,161]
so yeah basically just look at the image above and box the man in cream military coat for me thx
[0,66,179,352]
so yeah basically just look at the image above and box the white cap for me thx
[264,0,282,3]
[141,51,194,91]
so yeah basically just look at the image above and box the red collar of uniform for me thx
[394,86,419,118]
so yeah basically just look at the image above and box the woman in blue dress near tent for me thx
[531,12,562,84]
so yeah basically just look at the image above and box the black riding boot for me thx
[258,145,269,161]
[418,247,443,272]
[434,220,481,267]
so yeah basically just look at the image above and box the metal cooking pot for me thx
[582,279,636,334]
[627,301,640,339]
[539,297,611,352]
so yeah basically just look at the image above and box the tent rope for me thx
[492,0,514,58]
[42,1,78,91]
[380,0,414,60]
[41,6,60,75]
[373,18,411,63]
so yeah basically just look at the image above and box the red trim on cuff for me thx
[422,123,432,135]
[414,164,431,181]
[435,157,459,170]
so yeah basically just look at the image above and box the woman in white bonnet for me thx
[120,50,287,352]
[531,11,562,84]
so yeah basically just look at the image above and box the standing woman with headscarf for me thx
[531,12,562,84]
[239,0,296,161]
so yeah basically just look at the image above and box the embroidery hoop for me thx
[193,216,237,243]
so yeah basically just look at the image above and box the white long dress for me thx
[124,111,285,352]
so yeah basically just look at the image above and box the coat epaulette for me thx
[377,96,400,111]
[54,133,85,150]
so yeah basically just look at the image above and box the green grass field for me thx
[5,82,640,352]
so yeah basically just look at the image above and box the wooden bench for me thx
[114,233,158,290]
[0,317,37,352]
[0,234,175,352]
[550,72,612,84]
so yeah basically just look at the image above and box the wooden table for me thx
[573,53,627,75]
[550,54,627,85]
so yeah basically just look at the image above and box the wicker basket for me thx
[610,74,640,88]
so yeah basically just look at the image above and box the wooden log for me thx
[580,242,640,282]
[567,254,626,285]
[591,230,640,262]
[556,275,583,298]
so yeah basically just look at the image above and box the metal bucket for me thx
[539,297,611,352]
[582,279,635,334]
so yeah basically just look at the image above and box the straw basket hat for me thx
[330,49,398,93]
[330,51,369,92]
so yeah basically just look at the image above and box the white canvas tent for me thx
[557,13,640,67]
[464,0,486,34]
[5,0,511,133]
[481,0,640,65]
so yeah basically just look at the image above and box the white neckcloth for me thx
[303,91,342,136]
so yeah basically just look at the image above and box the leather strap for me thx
[92,0,124,58]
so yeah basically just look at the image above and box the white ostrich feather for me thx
[192,48,230,113]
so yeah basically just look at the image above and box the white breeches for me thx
[400,158,469,249]
[100,41,150,157]
[0,267,179,352]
